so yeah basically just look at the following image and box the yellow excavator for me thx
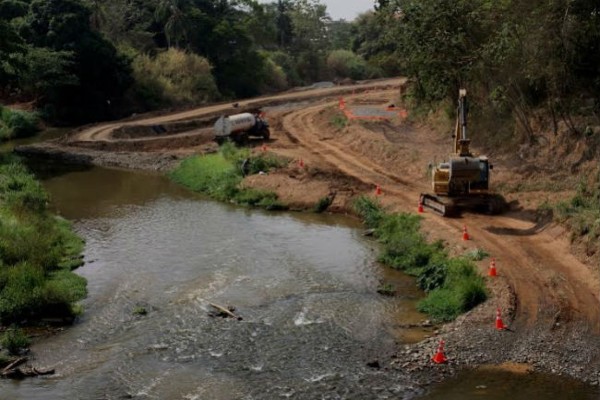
[419,89,504,216]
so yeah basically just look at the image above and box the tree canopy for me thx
[1,0,598,134]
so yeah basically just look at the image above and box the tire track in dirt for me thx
[282,91,415,189]
[281,91,600,334]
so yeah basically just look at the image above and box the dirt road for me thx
[17,78,600,383]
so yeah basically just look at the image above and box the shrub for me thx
[377,282,396,296]
[465,248,489,261]
[330,114,348,130]
[417,288,462,321]
[131,48,220,110]
[259,56,289,92]
[1,326,30,355]
[0,106,40,141]
[326,50,370,80]
[353,196,385,229]
[133,306,147,316]
[314,196,333,213]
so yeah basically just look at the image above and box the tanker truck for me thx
[213,112,270,144]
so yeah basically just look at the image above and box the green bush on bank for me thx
[169,142,287,210]
[0,106,40,142]
[1,326,30,355]
[354,196,487,322]
[0,155,86,325]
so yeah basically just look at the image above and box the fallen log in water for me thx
[1,357,55,380]
[208,302,243,320]
[1,357,27,375]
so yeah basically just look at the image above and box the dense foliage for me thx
[371,0,600,143]
[0,106,40,141]
[0,154,87,325]
[1,0,598,134]
[0,0,377,124]
[354,196,487,321]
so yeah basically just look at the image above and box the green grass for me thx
[0,106,40,142]
[0,154,87,325]
[354,196,487,322]
[169,142,287,210]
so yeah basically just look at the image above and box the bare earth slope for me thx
[16,78,600,385]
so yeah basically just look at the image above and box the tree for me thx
[288,0,331,82]
[0,20,24,89]
[391,0,484,101]
[23,0,133,122]
[155,0,190,48]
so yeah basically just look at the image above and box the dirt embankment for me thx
[15,78,600,387]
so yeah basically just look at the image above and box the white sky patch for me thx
[256,0,375,21]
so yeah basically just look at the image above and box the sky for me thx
[258,0,375,21]
[318,0,375,20]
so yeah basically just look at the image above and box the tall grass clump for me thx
[0,154,86,325]
[169,142,287,209]
[0,106,40,142]
[354,196,487,322]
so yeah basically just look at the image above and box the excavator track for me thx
[419,193,506,217]
[420,193,451,217]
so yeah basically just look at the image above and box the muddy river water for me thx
[1,158,598,399]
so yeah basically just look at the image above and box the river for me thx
[0,152,597,399]
[1,164,430,399]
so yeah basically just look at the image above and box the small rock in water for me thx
[476,385,487,389]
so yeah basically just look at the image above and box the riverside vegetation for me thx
[0,154,86,356]
[354,196,487,322]
[0,107,40,142]
[169,142,287,210]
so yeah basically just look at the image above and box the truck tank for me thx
[213,112,270,144]
[213,113,257,138]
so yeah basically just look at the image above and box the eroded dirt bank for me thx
[15,78,600,388]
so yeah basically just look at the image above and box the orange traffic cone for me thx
[431,339,447,364]
[462,225,470,241]
[418,201,424,213]
[375,185,382,196]
[298,159,305,168]
[495,308,506,330]
[339,97,346,110]
[261,144,268,152]
[489,258,497,277]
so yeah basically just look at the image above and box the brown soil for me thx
[15,78,600,386]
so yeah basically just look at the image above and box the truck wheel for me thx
[235,133,249,146]
[262,129,270,141]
